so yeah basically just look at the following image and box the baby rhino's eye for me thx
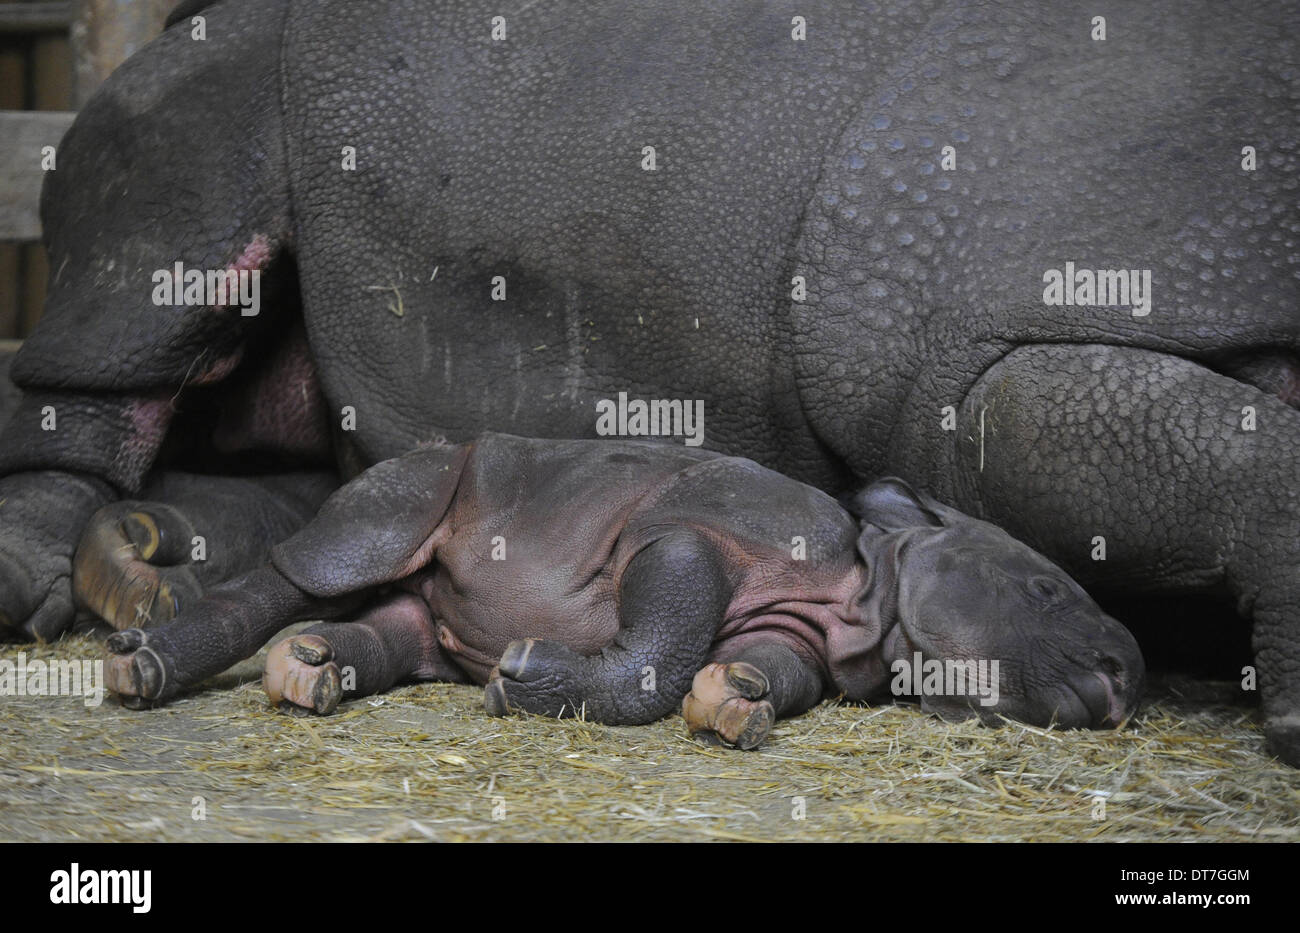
[1027,575,1069,602]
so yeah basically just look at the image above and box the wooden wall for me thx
[0,0,173,338]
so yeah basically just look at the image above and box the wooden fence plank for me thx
[72,0,174,106]
[0,3,76,33]
[0,110,75,242]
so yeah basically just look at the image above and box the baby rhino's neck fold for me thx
[825,531,909,701]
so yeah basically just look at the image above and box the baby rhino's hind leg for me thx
[485,530,730,725]
[683,641,825,750]
[264,592,467,715]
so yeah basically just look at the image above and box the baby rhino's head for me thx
[846,479,1143,729]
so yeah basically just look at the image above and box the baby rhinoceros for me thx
[104,433,1144,748]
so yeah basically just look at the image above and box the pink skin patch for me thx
[230,233,274,274]
[179,233,275,386]
[128,396,174,438]
[187,348,246,386]
[1279,366,1300,408]
[711,563,876,693]
[120,395,178,474]
[210,320,332,457]
[162,233,275,314]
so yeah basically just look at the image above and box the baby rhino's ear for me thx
[844,477,956,531]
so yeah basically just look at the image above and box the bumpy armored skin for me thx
[0,2,1296,758]
[104,434,1143,749]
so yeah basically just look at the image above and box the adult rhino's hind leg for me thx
[73,471,337,630]
[954,344,1300,764]
[264,592,470,715]
[485,530,731,725]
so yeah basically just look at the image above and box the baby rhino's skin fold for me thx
[101,434,1143,749]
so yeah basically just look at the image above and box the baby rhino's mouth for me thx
[1065,669,1137,728]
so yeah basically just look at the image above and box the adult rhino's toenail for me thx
[156,583,180,621]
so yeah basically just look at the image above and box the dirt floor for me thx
[1,632,1298,842]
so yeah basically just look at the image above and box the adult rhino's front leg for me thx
[955,344,1300,764]
[0,354,111,640]
[0,471,115,641]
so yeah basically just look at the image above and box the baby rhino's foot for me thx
[682,662,775,750]
[104,628,169,709]
[264,634,343,715]
[484,638,587,719]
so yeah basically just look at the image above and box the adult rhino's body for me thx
[0,0,1297,758]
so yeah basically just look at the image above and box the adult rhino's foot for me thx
[104,628,172,709]
[484,638,589,720]
[0,552,77,644]
[73,501,202,630]
[681,662,775,750]
[0,471,114,641]
[0,568,76,644]
[1265,719,1300,768]
[73,472,340,633]
[263,633,342,715]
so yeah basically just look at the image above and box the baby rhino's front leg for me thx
[682,642,825,749]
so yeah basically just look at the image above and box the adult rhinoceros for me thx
[0,0,1296,761]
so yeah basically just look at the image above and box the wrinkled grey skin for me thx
[0,1,1296,759]
[100,434,1143,744]
[0,350,20,422]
